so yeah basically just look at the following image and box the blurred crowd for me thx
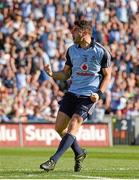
[0,0,139,123]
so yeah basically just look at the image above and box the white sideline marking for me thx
[71,174,112,179]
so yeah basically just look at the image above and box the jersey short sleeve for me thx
[101,49,111,68]
[65,49,73,67]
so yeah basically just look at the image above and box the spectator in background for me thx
[116,1,128,23]
[20,0,32,18]
[16,67,27,90]
[46,32,57,59]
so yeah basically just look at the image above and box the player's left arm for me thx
[90,48,112,102]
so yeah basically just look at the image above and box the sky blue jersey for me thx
[65,39,111,96]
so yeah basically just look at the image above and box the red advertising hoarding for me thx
[0,124,20,147]
[0,123,110,147]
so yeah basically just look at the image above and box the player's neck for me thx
[80,37,92,49]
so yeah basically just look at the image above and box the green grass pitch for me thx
[0,146,139,179]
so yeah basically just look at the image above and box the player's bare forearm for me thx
[52,71,70,80]
[52,65,71,80]
[99,67,111,92]
[99,75,111,92]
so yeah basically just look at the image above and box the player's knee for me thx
[69,114,83,130]
[72,114,83,124]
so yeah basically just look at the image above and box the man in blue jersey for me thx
[40,20,112,172]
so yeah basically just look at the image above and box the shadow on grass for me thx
[0,169,76,179]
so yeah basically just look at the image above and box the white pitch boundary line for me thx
[72,175,133,180]
[71,174,112,179]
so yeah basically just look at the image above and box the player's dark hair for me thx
[74,20,92,35]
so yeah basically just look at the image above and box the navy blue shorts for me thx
[59,92,95,120]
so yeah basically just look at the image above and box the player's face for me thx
[70,25,83,44]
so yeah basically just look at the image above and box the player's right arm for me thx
[44,64,71,80]
[44,48,72,80]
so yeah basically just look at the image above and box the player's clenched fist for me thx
[44,64,53,77]
[90,93,99,102]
